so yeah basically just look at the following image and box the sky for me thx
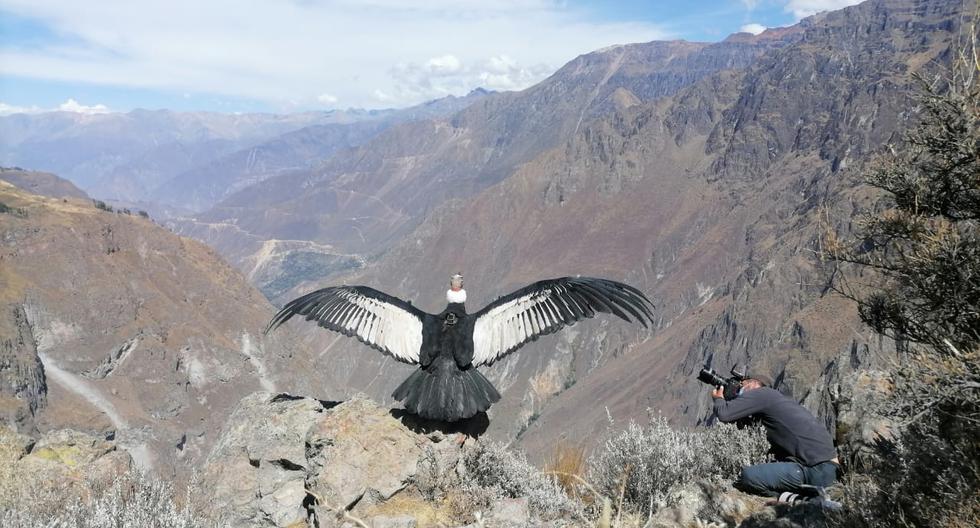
[0,0,863,115]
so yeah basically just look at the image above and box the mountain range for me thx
[0,0,969,469]
[0,89,492,213]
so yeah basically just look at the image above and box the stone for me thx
[202,392,327,528]
[649,481,764,528]
[306,397,426,517]
[369,515,418,528]
[834,370,896,470]
[28,428,115,467]
[489,497,530,527]
[0,425,131,508]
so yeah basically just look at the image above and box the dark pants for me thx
[734,461,838,498]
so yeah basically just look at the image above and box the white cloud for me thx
[317,93,339,104]
[57,98,110,114]
[740,0,761,10]
[0,99,110,115]
[425,54,463,75]
[739,23,767,35]
[0,0,671,109]
[387,52,553,101]
[783,0,863,20]
[0,102,43,115]
[486,55,517,74]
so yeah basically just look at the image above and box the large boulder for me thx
[305,397,428,515]
[648,480,765,527]
[0,426,132,513]
[833,370,895,471]
[202,393,460,528]
[202,392,330,528]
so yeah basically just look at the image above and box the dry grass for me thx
[545,440,589,502]
[359,490,460,528]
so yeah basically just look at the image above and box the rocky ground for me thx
[1,390,871,528]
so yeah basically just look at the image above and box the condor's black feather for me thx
[265,276,654,422]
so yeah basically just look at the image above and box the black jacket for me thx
[713,387,837,466]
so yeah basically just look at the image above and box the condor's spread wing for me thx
[470,277,654,367]
[265,286,427,365]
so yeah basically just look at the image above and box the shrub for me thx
[0,201,27,217]
[825,27,980,354]
[587,415,770,515]
[461,439,585,520]
[93,199,113,212]
[828,349,980,528]
[0,470,211,528]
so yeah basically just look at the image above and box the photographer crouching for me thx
[703,367,841,508]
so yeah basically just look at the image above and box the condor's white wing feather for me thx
[264,286,427,365]
[471,277,654,367]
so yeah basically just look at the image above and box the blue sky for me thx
[0,1,862,114]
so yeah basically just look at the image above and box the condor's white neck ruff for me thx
[446,288,467,304]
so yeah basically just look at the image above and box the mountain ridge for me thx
[0,178,337,476]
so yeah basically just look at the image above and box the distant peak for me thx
[723,24,801,43]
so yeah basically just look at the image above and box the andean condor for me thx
[264,274,654,422]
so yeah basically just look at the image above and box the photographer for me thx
[711,373,840,506]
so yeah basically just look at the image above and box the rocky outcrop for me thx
[203,393,328,527]
[648,480,764,527]
[0,426,132,510]
[305,398,426,514]
[200,392,864,528]
[0,306,46,433]
[832,370,896,472]
[201,393,576,528]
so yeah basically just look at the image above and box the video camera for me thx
[697,365,747,401]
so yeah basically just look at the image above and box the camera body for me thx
[697,365,747,401]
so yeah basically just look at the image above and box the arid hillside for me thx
[0,179,332,477]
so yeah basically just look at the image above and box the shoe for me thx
[776,492,843,511]
[807,496,843,511]
[777,492,806,504]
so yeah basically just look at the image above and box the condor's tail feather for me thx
[393,357,500,422]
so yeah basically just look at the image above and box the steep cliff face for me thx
[0,180,330,476]
[0,307,46,433]
[174,31,798,287]
[259,0,964,457]
[512,0,962,456]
